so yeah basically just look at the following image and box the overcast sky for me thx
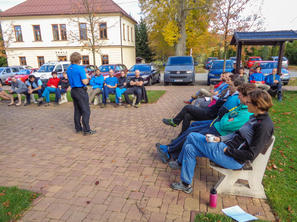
[1,0,297,31]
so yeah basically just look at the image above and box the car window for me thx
[115,66,121,71]
[5,68,11,73]
[12,67,19,72]
[55,65,62,72]
[129,65,151,72]
[99,65,114,72]
[167,57,193,66]
[38,65,55,72]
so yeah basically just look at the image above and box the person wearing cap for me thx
[24,75,43,106]
[8,76,28,106]
[249,66,270,90]
[67,52,96,135]
[38,71,60,106]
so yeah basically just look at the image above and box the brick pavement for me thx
[0,85,275,222]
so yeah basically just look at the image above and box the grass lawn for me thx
[195,213,269,222]
[0,186,39,222]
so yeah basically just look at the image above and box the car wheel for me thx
[147,77,152,86]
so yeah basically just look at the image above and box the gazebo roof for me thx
[230,30,297,45]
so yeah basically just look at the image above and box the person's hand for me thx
[51,85,56,88]
[274,80,279,83]
[86,73,90,79]
[9,90,13,93]
[205,135,220,143]
[228,118,234,122]
[223,147,228,152]
[28,89,33,94]
[124,83,126,86]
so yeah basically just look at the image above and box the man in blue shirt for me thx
[24,75,43,106]
[102,69,118,107]
[265,68,282,101]
[88,69,104,104]
[67,52,96,135]
[249,66,270,90]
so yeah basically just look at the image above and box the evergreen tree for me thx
[135,19,153,63]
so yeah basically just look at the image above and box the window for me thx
[33,25,42,41]
[131,27,133,42]
[14,26,23,42]
[127,25,129,41]
[79,23,87,40]
[5,68,11,73]
[52,24,60,41]
[123,24,125,40]
[58,56,67,61]
[60,24,67,40]
[11,67,19,72]
[99,23,107,39]
[55,65,62,72]
[37,56,45,67]
[19,57,27,65]
[82,56,90,65]
[101,55,109,65]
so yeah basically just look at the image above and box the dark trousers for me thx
[102,86,116,104]
[268,82,282,100]
[173,105,213,134]
[55,88,67,102]
[124,87,142,105]
[24,89,42,104]
[71,88,91,132]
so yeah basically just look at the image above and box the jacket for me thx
[90,75,104,89]
[47,77,60,88]
[265,74,281,86]
[249,72,265,84]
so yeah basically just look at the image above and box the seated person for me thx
[156,83,256,163]
[102,69,118,106]
[265,68,282,101]
[88,69,104,104]
[237,67,248,83]
[0,82,11,101]
[56,71,71,104]
[124,69,144,108]
[24,75,43,106]
[162,74,238,134]
[249,66,270,90]
[169,89,274,194]
[8,76,28,106]
[184,72,229,104]
[38,71,60,106]
[116,70,127,105]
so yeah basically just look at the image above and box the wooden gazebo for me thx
[230,30,297,74]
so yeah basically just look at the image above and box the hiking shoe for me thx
[76,129,82,134]
[168,160,181,170]
[183,100,192,104]
[162,118,177,127]
[83,130,96,136]
[134,104,140,108]
[170,181,192,194]
[156,143,170,163]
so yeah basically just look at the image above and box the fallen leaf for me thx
[86,201,90,204]
[7,212,11,216]
[288,206,292,213]
[95,181,99,185]
[111,160,116,163]
[0,193,5,196]
[3,200,10,207]
[32,154,36,157]
[279,168,284,172]
[272,164,278,169]
[281,112,291,115]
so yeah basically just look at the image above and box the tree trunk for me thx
[175,0,186,56]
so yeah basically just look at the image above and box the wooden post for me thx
[277,41,285,75]
[236,42,242,73]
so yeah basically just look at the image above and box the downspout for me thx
[119,15,123,64]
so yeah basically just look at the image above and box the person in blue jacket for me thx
[102,69,118,107]
[115,70,127,105]
[265,68,282,101]
[249,66,270,90]
[88,69,104,104]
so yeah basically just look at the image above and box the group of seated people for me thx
[157,72,274,194]
[0,69,147,108]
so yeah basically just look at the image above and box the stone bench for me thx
[209,136,275,199]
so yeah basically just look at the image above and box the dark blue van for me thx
[207,60,233,85]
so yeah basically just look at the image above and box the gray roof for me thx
[230,30,297,45]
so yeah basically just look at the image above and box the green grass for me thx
[0,186,39,222]
[195,213,268,222]
[288,77,297,86]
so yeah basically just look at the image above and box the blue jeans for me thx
[103,86,116,104]
[42,87,57,103]
[178,132,243,185]
[115,87,127,103]
[55,88,67,102]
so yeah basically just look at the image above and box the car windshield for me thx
[212,61,233,69]
[251,58,261,61]
[167,57,193,66]
[0,68,4,72]
[129,65,151,72]
[38,65,55,72]
[259,62,277,69]
[99,65,115,72]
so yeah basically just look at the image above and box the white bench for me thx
[209,136,275,199]
[59,93,68,104]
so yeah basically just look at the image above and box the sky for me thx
[0,0,297,31]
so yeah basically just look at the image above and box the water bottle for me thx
[209,188,217,208]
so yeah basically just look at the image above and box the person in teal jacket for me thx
[156,83,257,162]
[88,69,104,104]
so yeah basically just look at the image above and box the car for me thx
[83,65,97,78]
[127,64,160,85]
[229,57,237,64]
[5,69,31,85]
[270,56,289,68]
[207,60,233,85]
[34,61,70,81]
[245,56,262,68]
[0,66,20,84]
[249,61,290,85]
[164,56,197,85]
[98,64,128,79]
[204,57,218,69]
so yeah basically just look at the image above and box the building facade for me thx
[0,0,137,68]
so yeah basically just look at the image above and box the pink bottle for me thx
[209,188,217,208]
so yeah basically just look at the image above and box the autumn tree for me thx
[135,19,153,62]
[211,0,263,70]
[139,0,212,56]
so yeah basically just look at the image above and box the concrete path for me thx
[0,85,275,222]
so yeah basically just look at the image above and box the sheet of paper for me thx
[222,205,258,222]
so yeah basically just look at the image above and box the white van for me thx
[35,61,70,80]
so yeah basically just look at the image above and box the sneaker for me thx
[134,104,139,108]
[76,129,82,134]
[44,103,50,107]
[156,143,170,163]
[168,160,181,170]
[183,100,192,104]
[38,101,43,106]
[170,181,192,194]
[106,98,111,103]
[162,118,177,127]
[83,129,96,136]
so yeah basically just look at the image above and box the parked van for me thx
[35,61,70,81]
[164,56,197,85]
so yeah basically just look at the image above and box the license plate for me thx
[174,79,183,82]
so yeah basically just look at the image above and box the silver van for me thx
[0,67,20,84]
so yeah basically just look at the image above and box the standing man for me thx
[67,52,96,135]
[124,69,144,108]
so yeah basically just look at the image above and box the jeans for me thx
[124,87,142,105]
[55,88,67,102]
[24,89,42,104]
[71,88,91,132]
[178,132,243,185]
[103,86,116,104]
[115,87,127,103]
[42,87,57,103]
